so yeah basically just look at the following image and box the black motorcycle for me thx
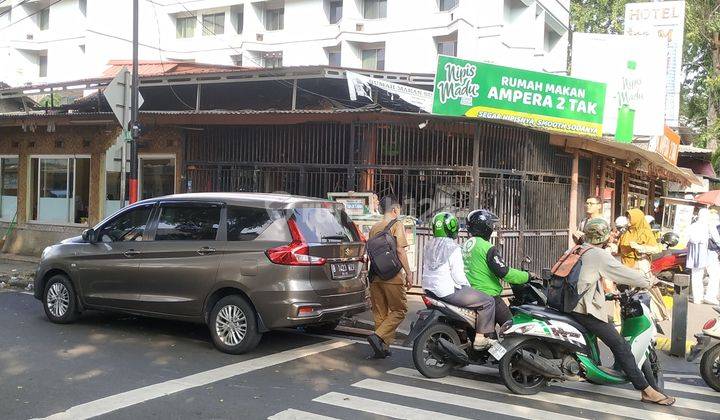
[404,276,546,379]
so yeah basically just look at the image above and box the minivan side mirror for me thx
[82,228,97,244]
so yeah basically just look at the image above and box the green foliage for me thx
[38,93,63,108]
[570,0,639,34]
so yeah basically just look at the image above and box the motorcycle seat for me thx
[515,304,590,336]
[424,290,487,310]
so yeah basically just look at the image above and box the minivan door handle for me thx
[197,246,216,255]
[123,249,140,258]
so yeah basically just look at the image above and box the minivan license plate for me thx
[331,263,356,279]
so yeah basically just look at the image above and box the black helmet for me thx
[661,231,679,248]
[466,209,499,240]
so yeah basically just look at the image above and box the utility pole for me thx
[129,0,140,203]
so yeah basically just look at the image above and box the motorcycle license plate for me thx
[488,342,507,361]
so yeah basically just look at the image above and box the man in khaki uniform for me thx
[366,197,413,358]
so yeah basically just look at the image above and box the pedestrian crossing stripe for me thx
[352,378,585,420]
[271,366,717,420]
[315,392,469,420]
[386,368,684,419]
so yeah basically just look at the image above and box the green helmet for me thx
[432,212,459,239]
[583,218,610,245]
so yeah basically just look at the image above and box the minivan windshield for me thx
[293,206,359,243]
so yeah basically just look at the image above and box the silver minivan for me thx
[34,193,369,354]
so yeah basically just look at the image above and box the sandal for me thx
[641,394,676,406]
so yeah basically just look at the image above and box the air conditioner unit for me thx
[356,23,364,31]
[26,34,33,40]
[256,33,264,41]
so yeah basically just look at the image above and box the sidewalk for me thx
[0,255,38,290]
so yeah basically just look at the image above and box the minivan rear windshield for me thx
[293,206,359,243]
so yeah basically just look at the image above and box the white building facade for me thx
[0,0,570,86]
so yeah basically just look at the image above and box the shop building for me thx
[0,64,696,279]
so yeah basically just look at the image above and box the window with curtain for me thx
[176,16,195,38]
[202,13,225,36]
[361,48,385,70]
[265,7,284,31]
[0,158,18,221]
[363,0,386,19]
[31,157,90,224]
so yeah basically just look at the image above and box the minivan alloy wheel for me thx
[215,305,248,346]
[46,282,70,318]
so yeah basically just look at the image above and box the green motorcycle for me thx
[492,288,663,395]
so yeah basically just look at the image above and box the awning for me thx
[550,135,703,187]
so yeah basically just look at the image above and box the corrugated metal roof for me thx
[101,61,244,77]
[679,144,712,155]
[0,106,382,120]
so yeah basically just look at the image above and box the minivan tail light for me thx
[265,218,326,266]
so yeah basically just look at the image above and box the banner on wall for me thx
[346,71,433,113]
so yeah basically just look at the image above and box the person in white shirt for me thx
[422,212,496,349]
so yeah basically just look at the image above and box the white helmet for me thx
[615,216,629,229]
[645,215,655,225]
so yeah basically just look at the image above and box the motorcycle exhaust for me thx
[436,337,470,365]
[517,350,565,379]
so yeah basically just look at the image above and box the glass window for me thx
[0,158,18,220]
[155,204,221,241]
[231,54,242,66]
[31,157,90,223]
[104,138,129,217]
[293,207,359,243]
[265,7,284,31]
[98,204,153,243]
[79,0,87,16]
[262,51,283,68]
[439,0,458,11]
[236,11,243,33]
[176,16,195,38]
[363,0,386,19]
[202,12,224,36]
[39,55,47,77]
[329,1,342,24]
[140,157,175,200]
[38,8,49,30]
[437,40,457,56]
[361,48,384,70]
[227,206,279,241]
[328,50,341,67]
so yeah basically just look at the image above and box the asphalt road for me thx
[1,290,718,420]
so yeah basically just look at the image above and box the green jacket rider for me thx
[461,209,528,325]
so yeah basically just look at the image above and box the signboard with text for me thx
[625,1,685,127]
[431,56,607,137]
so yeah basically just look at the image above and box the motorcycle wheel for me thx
[700,343,720,392]
[412,323,461,379]
[499,339,552,395]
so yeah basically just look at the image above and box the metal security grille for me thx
[184,118,589,275]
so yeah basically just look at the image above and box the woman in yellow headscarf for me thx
[618,208,668,320]
[618,208,660,268]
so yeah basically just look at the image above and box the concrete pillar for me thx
[568,150,579,247]
[89,151,105,225]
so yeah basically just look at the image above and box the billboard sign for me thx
[625,1,685,127]
[571,33,667,141]
[432,55,607,137]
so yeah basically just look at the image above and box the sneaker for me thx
[473,336,497,351]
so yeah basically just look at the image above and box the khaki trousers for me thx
[369,280,408,345]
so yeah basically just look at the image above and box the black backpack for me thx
[546,245,592,313]
[367,219,403,281]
